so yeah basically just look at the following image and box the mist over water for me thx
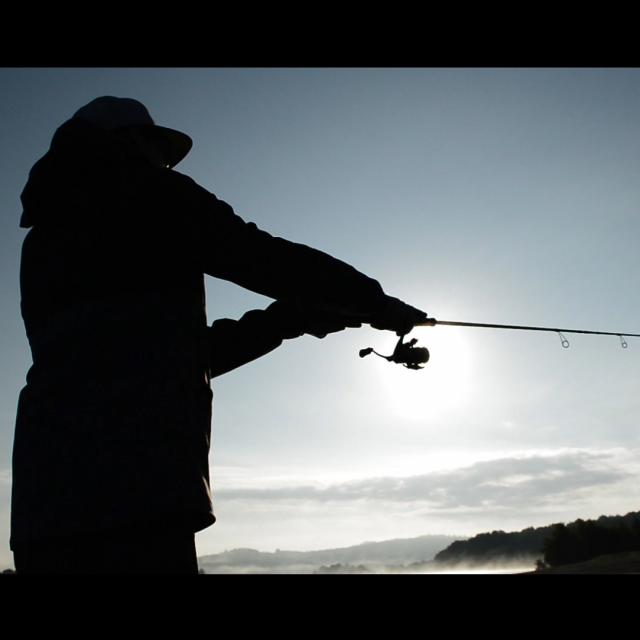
[416,564,535,575]
[197,563,535,574]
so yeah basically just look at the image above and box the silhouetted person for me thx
[10,97,427,574]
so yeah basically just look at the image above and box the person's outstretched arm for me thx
[164,170,427,335]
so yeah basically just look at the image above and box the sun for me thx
[375,326,474,422]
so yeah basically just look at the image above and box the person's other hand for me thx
[266,300,362,339]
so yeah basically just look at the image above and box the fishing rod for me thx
[359,317,640,370]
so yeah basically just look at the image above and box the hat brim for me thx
[131,125,193,168]
[150,126,193,168]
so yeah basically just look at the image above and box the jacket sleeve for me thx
[169,171,387,320]
[207,300,365,378]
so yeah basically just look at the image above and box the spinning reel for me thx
[359,334,430,370]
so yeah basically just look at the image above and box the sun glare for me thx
[377,327,473,422]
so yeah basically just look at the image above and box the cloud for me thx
[201,449,640,554]
[215,449,636,512]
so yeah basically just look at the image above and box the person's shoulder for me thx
[160,168,213,197]
[160,169,237,214]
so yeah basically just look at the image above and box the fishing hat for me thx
[72,96,193,168]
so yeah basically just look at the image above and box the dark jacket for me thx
[10,119,386,549]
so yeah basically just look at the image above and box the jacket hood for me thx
[20,118,138,228]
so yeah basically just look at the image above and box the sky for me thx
[0,68,639,569]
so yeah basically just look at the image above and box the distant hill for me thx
[198,534,463,574]
[433,510,640,569]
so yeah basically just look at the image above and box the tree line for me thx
[434,510,640,568]
[541,512,640,567]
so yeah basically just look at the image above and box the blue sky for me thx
[1,68,639,568]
